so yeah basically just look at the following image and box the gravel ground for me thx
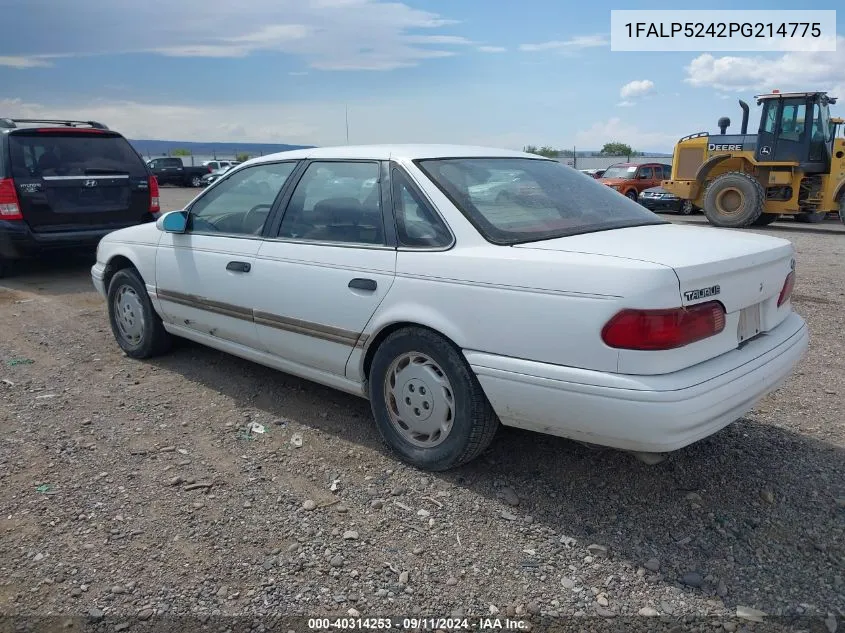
[0,188,843,632]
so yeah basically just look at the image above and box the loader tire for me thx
[839,197,845,227]
[703,171,765,228]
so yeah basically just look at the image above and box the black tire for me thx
[678,200,695,215]
[189,175,203,188]
[368,327,499,471]
[751,213,779,226]
[840,197,845,227]
[107,268,172,359]
[625,190,637,201]
[794,212,826,223]
[702,171,765,227]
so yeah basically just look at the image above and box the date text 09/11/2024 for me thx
[307,617,529,630]
[623,21,822,38]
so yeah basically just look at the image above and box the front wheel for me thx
[368,327,499,471]
[678,200,695,215]
[107,268,172,359]
[190,175,203,188]
[703,171,765,227]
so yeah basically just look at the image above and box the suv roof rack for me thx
[0,118,110,130]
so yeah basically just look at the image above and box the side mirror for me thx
[156,210,188,234]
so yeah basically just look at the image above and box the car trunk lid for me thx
[8,130,153,232]
[514,223,796,371]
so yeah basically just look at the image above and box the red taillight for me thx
[34,128,104,134]
[148,176,160,213]
[777,271,795,307]
[0,178,23,221]
[602,301,726,351]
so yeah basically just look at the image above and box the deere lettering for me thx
[708,143,743,152]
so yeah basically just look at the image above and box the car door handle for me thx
[349,278,377,292]
[226,261,251,273]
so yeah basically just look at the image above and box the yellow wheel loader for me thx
[663,91,845,228]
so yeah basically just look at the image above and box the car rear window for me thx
[8,131,148,179]
[415,157,667,245]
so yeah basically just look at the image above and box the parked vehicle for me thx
[203,160,241,172]
[638,186,697,215]
[0,117,159,278]
[599,162,671,200]
[201,165,234,186]
[92,145,808,471]
[579,168,606,179]
[146,157,211,188]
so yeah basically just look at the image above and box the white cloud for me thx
[0,55,53,69]
[616,101,635,107]
[684,34,845,98]
[0,0,472,72]
[574,118,680,152]
[477,46,506,53]
[619,79,655,99]
[519,34,607,53]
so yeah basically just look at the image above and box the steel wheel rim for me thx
[383,351,455,448]
[715,187,743,215]
[113,285,145,346]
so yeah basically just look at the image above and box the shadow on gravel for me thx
[0,251,96,297]
[152,340,845,616]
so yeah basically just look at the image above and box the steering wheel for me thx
[242,204,273,234]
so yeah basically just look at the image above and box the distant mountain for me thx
[128,139,315,158]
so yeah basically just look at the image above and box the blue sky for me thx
[1,0,843,152]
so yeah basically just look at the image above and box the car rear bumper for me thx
[0,220,151,260]
[465,312,809,453]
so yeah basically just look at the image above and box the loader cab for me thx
[754,91,837,172]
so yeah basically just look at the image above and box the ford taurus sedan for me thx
[91,145,809,471]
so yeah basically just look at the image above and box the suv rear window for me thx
[8,132,148,179]
[415,157,666,245]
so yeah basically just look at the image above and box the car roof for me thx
[245,144,543,164]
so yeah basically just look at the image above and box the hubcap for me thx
[715,187,743,215]
[384,351,455,448]
[681,200,693,214]
[113,285,145,346]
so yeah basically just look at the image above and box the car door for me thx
[250,159,397,377]
[155,160,300,348]
[635,165,654,193]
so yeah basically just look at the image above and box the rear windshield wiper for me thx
[84,168,128,175]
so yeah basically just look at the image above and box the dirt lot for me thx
[1,186,843,630]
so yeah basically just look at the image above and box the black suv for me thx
[0,118,160,277]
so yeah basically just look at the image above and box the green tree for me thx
[171,148,191,157]
[599,142,635,157]
[235,152,250,162]
[523,145,560,158]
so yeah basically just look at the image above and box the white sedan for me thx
[91,145,808,471]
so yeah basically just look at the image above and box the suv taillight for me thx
[777,271,795,307]
[149,176,160,213]
[0,178,23,221]
[601,301,726,350]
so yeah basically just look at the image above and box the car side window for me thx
[188,162,297,236]
[392,169,452,248]
[278,161,384,245]
[638,166,653,179]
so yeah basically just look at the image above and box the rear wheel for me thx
[368,327,499,471]
[794,212,826,223]
[679,200,695,215]
[190,175,203,188]
[107,268,172,359]
[703,171,765,228]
